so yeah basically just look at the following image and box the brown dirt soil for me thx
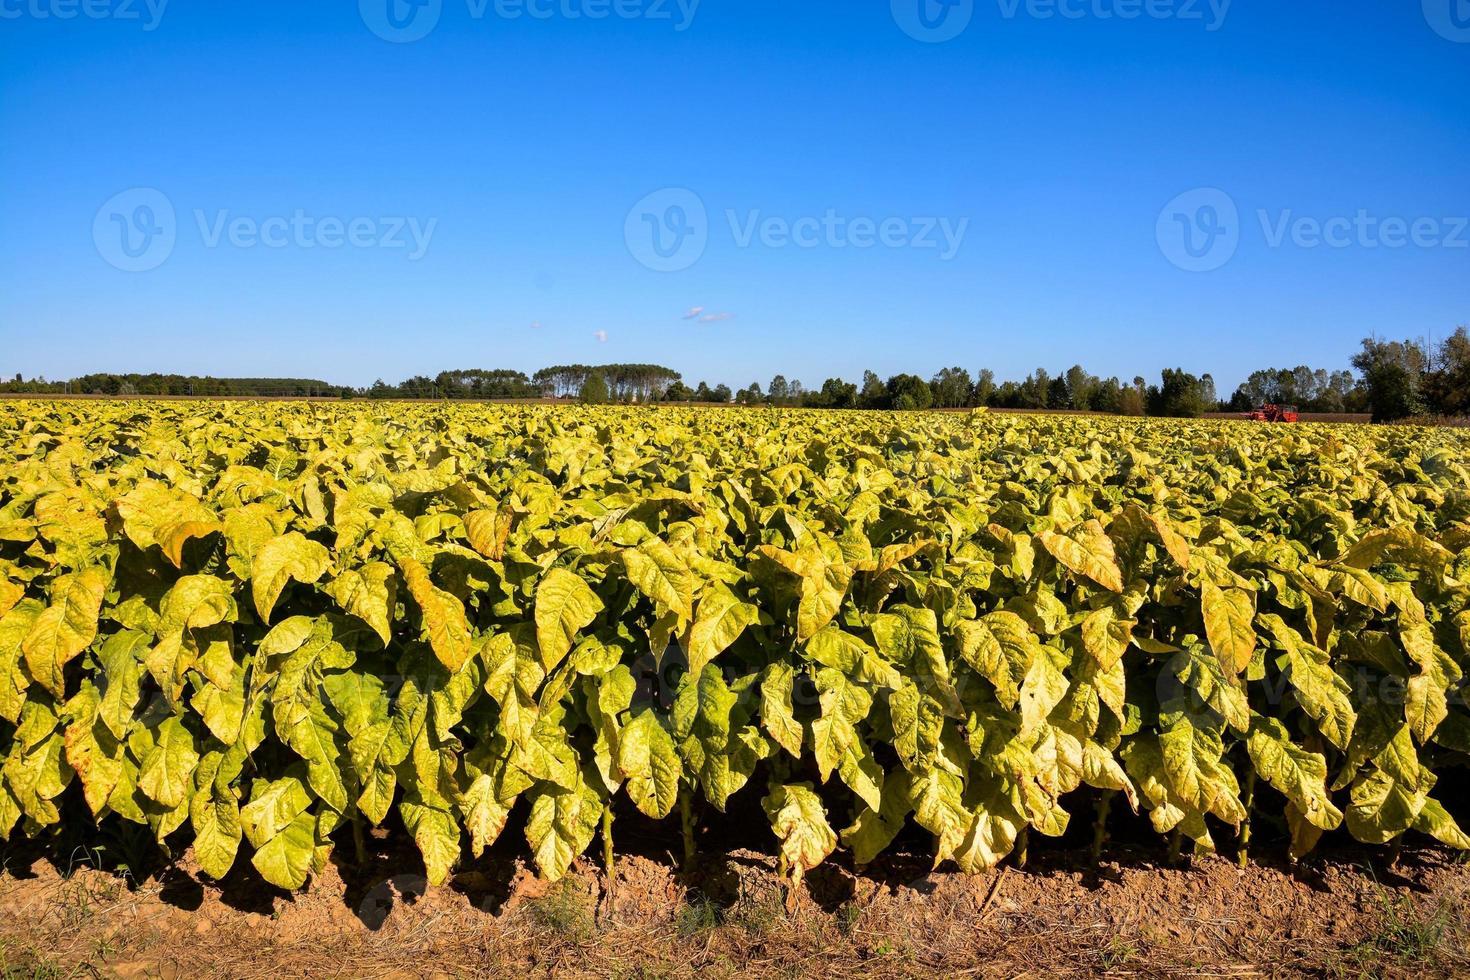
[2,840,1468,979]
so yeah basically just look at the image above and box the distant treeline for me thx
[0,374,351,398]
[4,328,1465,422]
[364,365,683,402]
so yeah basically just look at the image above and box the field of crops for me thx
[1,402,1468,900]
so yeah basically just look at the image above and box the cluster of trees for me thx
[532,364,681,402]
[1225,367,1363,414]
[1350,328,1470,422]
[0,374,348,397]
[360,364,684,402]
[711,366,1216,418]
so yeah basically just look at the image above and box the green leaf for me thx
[616,710,681,819]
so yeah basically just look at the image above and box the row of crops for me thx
[1,402,1467,894]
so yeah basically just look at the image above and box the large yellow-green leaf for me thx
[686,586,762,677]
[1080,605,1134,672]
[190,755,242,881]
[21,566,109,699]
[759,662,805,759]
[328,562,397,647]
[525,776,604,882]
[401,557,473,672]
[841,769,912,866]
[621,537,695,622]
[1246,716,1342,831]
[401,798,462,887]
[1038,522,1124,592]
[138,715,200,810]
[1201,580,1255,676]
[534,568,604,673]
[616,710,681,819]
[251,532,330,624]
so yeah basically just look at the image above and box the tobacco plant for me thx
[1,402,1467,894]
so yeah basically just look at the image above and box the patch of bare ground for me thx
[2,839,1468,980]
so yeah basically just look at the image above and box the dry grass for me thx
[1,846,1468,979]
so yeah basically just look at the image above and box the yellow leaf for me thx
[22,566,109,699]
[1201,580,1255,675]
[400,558,472,673]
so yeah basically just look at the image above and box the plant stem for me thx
[1238,769,1257,869]
[601,804,616,917]
[679,787,697,872]
[1014,827,1030,869]
[1168,828,1183,867]
[352,816,367,865]
[1091,792,1115,866]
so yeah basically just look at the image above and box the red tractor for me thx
[1245,404,1300,423]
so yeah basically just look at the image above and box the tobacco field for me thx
[1,402,1468,898]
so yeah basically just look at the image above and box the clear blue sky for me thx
[2,1,1466,393]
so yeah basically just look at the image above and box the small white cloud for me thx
[700,312,735,323]
[681,306,705,320]
[531,321,543,330]
[594,330,608,343]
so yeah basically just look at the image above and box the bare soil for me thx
[2,834,1467,979]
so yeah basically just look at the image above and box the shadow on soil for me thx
[3,782,1454,934]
